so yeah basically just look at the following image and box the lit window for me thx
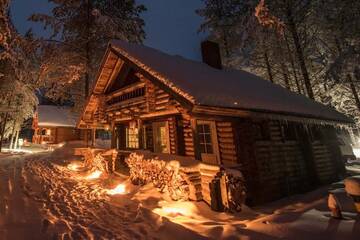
[126,127,139,149]
[46,129,51,135]
[197,124,213,154]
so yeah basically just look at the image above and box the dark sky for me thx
[11,0,207,60]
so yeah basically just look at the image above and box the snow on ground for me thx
[0,142,359,240]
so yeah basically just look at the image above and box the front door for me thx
[196,120,220,165]
[153,121,170,153]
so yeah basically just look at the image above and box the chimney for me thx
[201,40,222,69]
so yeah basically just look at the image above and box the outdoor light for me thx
[85,170,102,180]
[67,163,81,171]
[107,184,127,195]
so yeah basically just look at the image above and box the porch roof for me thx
[107,40,352,124]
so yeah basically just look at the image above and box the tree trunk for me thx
[264,51,274,83]
[284,33,302,94]
[0,96,13,152]
[275,36,291,90]
[14,129,19,150]
[85,0,92,98]
[348,74,360,112]
[9,120,16,150]
[286,7,314,99]
[0,113,9,152]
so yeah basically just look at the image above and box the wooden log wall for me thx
[233,119,258,205]
[180,114,195,158]
[269,121,282,141]
[167,117,178,155]
[311,141,337,184]
[254,140,309,202]
[215,121,237,166]
[155,88,171,111]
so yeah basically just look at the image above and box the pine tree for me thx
[30,0,146,109]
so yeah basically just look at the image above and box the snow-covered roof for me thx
[109,40,352,124]
[37,105,78,127]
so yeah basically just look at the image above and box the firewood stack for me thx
[125,153,190,201]
[199,164,222,210]
[220,169,246,212]
[124,152,246,212]
[181,169,202,201]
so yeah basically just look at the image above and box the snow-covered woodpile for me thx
[125,152,246,211]
[75,148,117,173]
[126,152,190,201]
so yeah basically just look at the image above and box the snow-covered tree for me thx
[0,1,40,151]
[198,0,360,127]
[30,0,146,109]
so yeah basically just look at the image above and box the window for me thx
[153,122,170,153]
[197,124,213,154]
[126,127,139,149]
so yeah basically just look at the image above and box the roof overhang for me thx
[193,105,354,126]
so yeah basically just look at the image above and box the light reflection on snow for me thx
[352,147,360,159]
[85,170,102,180]
[67,163,81,171]
[107,184,127,195]
[153,204,192,218]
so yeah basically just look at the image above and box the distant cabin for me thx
[33,105,83,144]
[78,40,353,205]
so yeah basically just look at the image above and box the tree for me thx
[0,1,40,151]
[197,0,360,127]
[30,0,146,109]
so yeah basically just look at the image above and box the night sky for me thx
[11,0,207,60]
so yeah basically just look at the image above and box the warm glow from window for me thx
[46,129,51,135]
[107,184,127,195]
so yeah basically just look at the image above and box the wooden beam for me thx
[105,82,145,101]
[140,108,180,119]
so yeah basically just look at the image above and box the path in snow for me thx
[18,147,206,240]
[0,153,51,239]
[1,144,359,240]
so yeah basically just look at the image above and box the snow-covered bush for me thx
[126,153,189,201]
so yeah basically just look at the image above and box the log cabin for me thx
[33,105,83,144]
[78,40,353,205]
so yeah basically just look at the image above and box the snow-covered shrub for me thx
[126,153,189,201]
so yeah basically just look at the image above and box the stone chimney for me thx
[201,40,222,70]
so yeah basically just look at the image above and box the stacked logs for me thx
[125,153,189,201]
[221,169,246,212]
[123,152,246,212]
[181,169,202,201]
